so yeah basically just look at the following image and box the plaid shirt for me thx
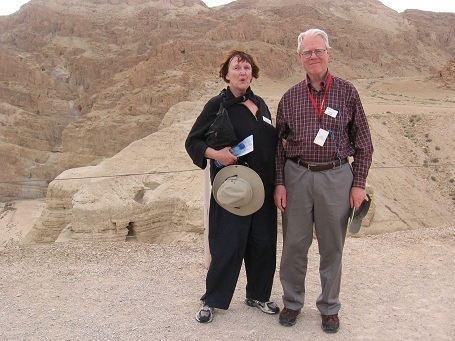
[275,71,373,188]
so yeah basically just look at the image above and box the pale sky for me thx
[1,0,454,16]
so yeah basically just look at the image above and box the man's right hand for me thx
[274,185,287,213]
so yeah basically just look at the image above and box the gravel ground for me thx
[1,225,454,340]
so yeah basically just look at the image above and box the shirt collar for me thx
[226,86,255,103]
[306,70,331,91]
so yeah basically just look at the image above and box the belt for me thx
[288,157,348,171]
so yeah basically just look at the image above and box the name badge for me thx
[314,128,329,146]
[324,107,338,118]
[262,116,272,125]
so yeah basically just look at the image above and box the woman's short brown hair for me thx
[219,50,260,83]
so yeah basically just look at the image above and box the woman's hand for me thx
[216,147,237,166]
[204,146,237,166]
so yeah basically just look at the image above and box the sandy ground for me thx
[0,200,454,340]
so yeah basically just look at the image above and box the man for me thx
[274,28,373,333]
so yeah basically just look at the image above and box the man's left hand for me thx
[350,187,366,210]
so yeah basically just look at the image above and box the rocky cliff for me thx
[0,0,454,243]
[1,0,453,200]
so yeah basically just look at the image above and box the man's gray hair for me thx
[297,28,331,54]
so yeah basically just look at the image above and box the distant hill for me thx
[0,0,453,200]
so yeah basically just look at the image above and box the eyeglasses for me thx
[299,49,327,59]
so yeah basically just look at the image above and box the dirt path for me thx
[1,224,454,340]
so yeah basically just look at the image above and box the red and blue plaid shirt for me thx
[275,71,373,188]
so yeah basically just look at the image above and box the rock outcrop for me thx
[1,0,454,200]
[25,96,210,244]
[1,0,454,244]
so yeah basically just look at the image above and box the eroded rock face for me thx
[435,57,455,88]
[3,1,455,243]
[25,99,208,244]
[1,0,454,201]
[24,74,455,244]
[0,0,215,200]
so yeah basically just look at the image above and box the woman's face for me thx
[225,56,253,96]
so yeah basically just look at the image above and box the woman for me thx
[185,50,279,323]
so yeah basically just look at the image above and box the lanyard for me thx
[307,74,332,119]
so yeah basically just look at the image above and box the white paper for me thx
[313,128,329,146]
[230,135,254,157]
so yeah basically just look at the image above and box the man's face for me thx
[299,35,330,78]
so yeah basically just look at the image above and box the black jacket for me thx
[185,86,277,185]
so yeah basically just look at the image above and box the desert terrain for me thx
[0,0,453,245]
[1,73,454,340]
[0,223,453,340]
[1,0,454,339]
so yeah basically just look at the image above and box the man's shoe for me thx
[278,307,301,326]
[195,303,214,323]
[321,314,339,333]
[245,298,280,314]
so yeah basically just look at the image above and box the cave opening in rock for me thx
[125,222,137,242]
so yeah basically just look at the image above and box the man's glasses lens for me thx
[301,49,326,58]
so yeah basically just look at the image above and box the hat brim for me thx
[212,165,265,216]
[348,194,372,234]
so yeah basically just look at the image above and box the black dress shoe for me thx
[321,314,339,333]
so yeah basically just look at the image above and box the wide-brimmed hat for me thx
[348,194,372,234]
[212,165,265,216]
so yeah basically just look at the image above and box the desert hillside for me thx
[0,0,454,244]
[0,0,453,199]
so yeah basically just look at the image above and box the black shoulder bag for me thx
[204,96,237,150]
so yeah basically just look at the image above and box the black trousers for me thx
[201,184,277,310]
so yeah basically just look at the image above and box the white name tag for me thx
[324,107,338,118]
[262,116,272,125]
[314,128,329,146]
